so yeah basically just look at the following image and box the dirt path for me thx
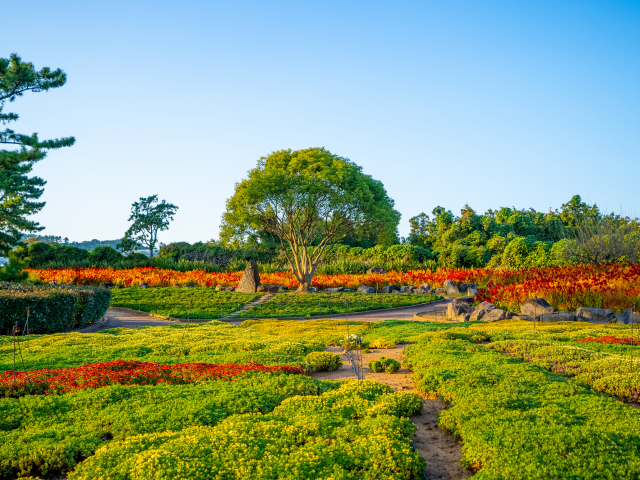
[77,308,180,333]
[312,345,472,480]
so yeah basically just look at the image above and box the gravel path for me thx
[77,308,179,333]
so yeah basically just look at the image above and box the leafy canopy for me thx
[125,195,178,258]
[221,148,400,290]
[0,53,75,254]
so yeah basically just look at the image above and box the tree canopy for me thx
[125,195,178,258]
[0,53,75,254]
[220,148,400,291]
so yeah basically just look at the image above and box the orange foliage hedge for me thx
[26,264,640,312]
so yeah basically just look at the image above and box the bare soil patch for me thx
[312,345,472,480]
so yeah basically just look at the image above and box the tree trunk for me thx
[297,282,311,293]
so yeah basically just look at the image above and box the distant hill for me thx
[22,236,123,250]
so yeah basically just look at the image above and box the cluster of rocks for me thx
[446,296,634,324]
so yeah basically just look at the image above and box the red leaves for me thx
[577,336,636,345]
[0,360,302,397]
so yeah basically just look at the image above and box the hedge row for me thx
[0,282,111,334]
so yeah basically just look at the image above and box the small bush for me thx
[305,351,343,372]
[368,338,397,349]
[369,356,401,374]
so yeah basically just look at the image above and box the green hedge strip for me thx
[0,282,111,334]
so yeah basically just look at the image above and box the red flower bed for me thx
[0,360,302,397]
[577,336,636,345]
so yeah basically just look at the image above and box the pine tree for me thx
[0,53,75,254]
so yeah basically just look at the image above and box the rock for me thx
[538,311,576,322]
[420,283,431,291]
[236,260,261,293]
[139,282,149,289]
[443,280,460,296]
[342,288,356,293]
[432,288,446,296]
[616,309,634,325]
[48,280,59,286]
[357,285,376,294]
[470,309,488,321]
[367,267,386,274]
[520,298,556,317]
[99,282,115,289]
[278,286,289,291]
[381,285,400,294]
[459,313,471,322]
[576,307,616,324]
[415,287,431,295]
[467,287,478,297]
[452,297,474,306]
[257,285,279,293]
[325,287,345,293]
[476,301,496,311]
[215,285,235,292]
[447,303,474,319]
[392,289,403,294]
[458,283,477,293]
[483,309,513,322]
[400,286,415,294]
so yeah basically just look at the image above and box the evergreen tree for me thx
[0,53,75,254]
[125,195,178,257]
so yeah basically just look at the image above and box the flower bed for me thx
[577,336,636,345]
[0,360,302,397]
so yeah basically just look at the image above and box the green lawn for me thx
[110,287,260,319]
[238,291,442,318]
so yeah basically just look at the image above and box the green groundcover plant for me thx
[304,351,343,372]
[369,356,401,374]
[404,335,640,479]
[68,381,424,480]
[110,287,260,319]
[238,292,441,318]
[0,373,334,479]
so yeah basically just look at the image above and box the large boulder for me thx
[576,307,615,324]
[420,283,431,291]
[452,297,474,306]
[139,282,149,289]
[476,301,496,311]
[415,286,431,295]
[357,285,376,294]
[367,267,386,274]
[539,311,576,322]
[236,260,261,293]
[325,287,345,293]
[458,283,477,293]
[432,288,446,296]
[470,309,488,321]
[257,285,279,294]
[483,309,516,322]
[381,285,400,294]
[616,309,634,325]
[520,298,556,317]
[400,286,415,294]
[443,280,460,296]
[467,287,478,298]
[447,303,474,319]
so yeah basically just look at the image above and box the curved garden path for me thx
[312,345,472,480]
[79,299,452,332]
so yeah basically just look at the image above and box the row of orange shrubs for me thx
[26,264,640,312]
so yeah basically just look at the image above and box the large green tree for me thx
[220,148,400,292]
[125,195,178,258]
[0,53,75,254]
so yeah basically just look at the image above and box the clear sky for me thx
[4,0,639,244]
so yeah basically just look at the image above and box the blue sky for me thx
[4,0,639,244]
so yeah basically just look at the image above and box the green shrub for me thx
[369,356,401,373]
[0,283,110,334]
[368,338,396,349]
[304,351,343,372]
